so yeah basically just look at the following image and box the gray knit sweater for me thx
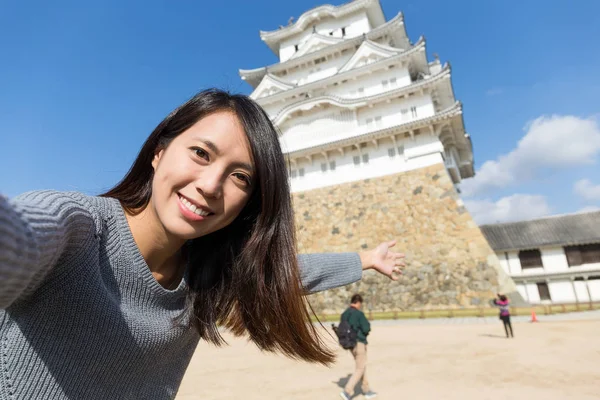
[0,191,362,399]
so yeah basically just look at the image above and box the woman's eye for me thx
[192,147,209,161]
[234,173,252,187]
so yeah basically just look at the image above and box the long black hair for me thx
[102,89,334,364]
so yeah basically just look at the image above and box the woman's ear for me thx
[151,149,165,171]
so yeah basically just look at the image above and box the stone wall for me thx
[293,163,521,314]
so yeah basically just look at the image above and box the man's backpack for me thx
[336,309,358,350]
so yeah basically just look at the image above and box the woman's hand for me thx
[359,240,406,281]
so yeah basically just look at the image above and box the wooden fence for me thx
[315,301,600,322]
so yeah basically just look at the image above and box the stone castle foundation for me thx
[294,163,520,314]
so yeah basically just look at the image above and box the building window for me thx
[537,282,551,301]
[358,87,364,96]
[353,156,361,166]
[519,249,543,269]
[390,77,397,87]
[401,109,409,121]
[298,168,305,177]
[382,80,389,89]
[398,145,405,156]
[410,106,418,118]
[362,153,369,164]
[294,44,299,52]
[366,118,373,127]
[341,27,346,36]
[290,169,297,179]
[565,244,600,266]
[388,148,396,158]
[329,160,336,170]
[320,163,327,172]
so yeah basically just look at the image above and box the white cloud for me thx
[485,88,504,96]
[465,194,552,225]
[574,179,600,202]
[461,115,600,197]
[578,205,600,213]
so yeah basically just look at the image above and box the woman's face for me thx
[150,111,255,240]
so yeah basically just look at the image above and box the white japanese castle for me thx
[240,0,474,193]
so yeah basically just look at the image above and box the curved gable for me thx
[291,34,343,59]
[250,74,295,100]
[338,40,402,73]
[273,97,365,126]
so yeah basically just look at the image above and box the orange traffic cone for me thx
[530,309,539,323]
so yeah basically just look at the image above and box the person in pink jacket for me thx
[493,294,514,338]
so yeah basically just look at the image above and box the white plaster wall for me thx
[403,131,444,160]
[279,108,356,152]
[279,12,370,62]
[588,279,600,301]
[278,96,435,154]
[499,255,510,275]
[506,252,521,274]
[525,283,541,303]
[327,67,412,98]
[317,12,370,38]
[540,247,569,272]
[574,281,590,302]
[357,94,434,129]
[280,30,314,62]
[516,284,529,302]
[285,56,351,86]
[289,141,444,192]
[548,280,577,303]
[568,260,600,273]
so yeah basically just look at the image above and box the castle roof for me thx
[240,12,407,87]
[480,211,600,252]
[259,0,386,54]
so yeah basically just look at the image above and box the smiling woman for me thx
[0,89,405,399]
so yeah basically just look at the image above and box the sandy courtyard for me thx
[177,318,600,399]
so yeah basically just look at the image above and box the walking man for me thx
[340,294,377,400]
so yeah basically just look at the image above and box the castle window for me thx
[320,163,328,172]
[565,244,600,266]
[341,27,346,36]
[411,106,418,118]
[362,153,370,164]
[294,44,299,51]
[388,148,396,158]
[290,169,297,179]
[329,160,336,170]
[390,77,397,87]
[401,109,409,121]
[298,168,305,177]
[519,249,543,269]
[353,156,361,166]
[374,116,382,128]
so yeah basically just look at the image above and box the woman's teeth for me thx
[180,196,210,216]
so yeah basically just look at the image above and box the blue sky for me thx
[1,0,599,223]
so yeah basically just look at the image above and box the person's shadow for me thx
[333,374,362,398]
[479,333,507,339]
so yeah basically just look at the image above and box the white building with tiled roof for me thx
[239,0,474,193]
[481,211,600,304]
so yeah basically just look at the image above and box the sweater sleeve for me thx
[0,190,97,308]
[297,253,362,294]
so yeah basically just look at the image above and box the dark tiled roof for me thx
[480,211,600,251]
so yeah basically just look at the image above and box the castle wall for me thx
[293,163,519,313]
